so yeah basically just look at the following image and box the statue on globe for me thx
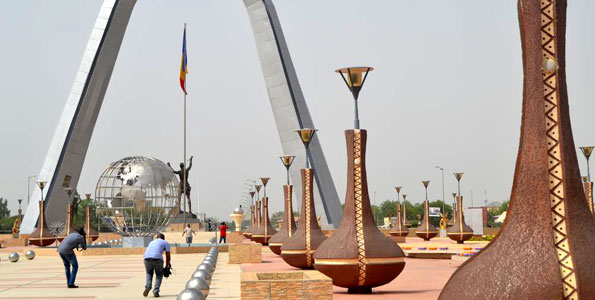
[167,156,194,217]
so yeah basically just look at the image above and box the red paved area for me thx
[242,249,463,300]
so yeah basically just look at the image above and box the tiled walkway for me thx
[0,252,240,300]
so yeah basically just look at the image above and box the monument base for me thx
[439,229,447,237]
[123,236,153,248]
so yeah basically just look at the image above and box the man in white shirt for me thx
[143,233,171,297]
[182,224,196,245]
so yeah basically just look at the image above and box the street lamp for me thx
[335,66,374,129]
[435,166,445,214]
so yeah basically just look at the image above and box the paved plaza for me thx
[0,252,240,300]
[0,236,488,300]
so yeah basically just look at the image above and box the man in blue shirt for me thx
[143,233,171,297]
[57,228,87,288]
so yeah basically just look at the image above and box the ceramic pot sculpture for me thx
[446,196,473,243]
[314,130,405,294]
[243,191,256,239]
[85,206,99,243]
[402,194,412,228]
[439,1,595,298]
[252,196,277,245]
[281,129,327,269]
[250,199,262,242]
[28,200,54,247]
[390,202,409,237]
[415,181,438,241]
[270,156,297,255]
[447,193,457,227]
[57,204,74,242]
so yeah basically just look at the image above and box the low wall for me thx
[229,242,261,264]
[241,271,332,300]
[25,244,228,256]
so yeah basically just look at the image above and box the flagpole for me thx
[183,92,187,229]
[183,22,187,230]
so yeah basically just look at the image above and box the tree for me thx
[0,198,10,218]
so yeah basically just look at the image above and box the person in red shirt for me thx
[218,222,228,244]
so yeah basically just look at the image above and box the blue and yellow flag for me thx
[179,24,188,95]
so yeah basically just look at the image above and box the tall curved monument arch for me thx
[22,0,343,233]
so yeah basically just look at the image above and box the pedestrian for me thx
[143,233,171,298]
[218,222,228,244]
[57,228,87,288]
[182,224,196,246]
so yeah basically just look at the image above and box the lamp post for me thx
[296,129,317,168]
[335,67,374,129]
[27,175,36,205]
[579,146,594,180]
[454,173,464,196]
[435,166,445,214]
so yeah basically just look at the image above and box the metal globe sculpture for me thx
[95,156,179,237]
[177,288,205,300]
[185,277,210,297]
[8,252,19,263]
[25,250,35,260]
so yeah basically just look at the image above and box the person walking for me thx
[218,222,228,244]
[182,224,196,245]
[57,228,87,288]
[143,233,171,298]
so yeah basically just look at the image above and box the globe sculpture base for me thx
[123,236,153,248]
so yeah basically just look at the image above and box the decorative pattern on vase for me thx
[353,130,367,285]
[28,201,54,247]
[305,168,313,266]
[313,130,405,293]
[584,181,594,214]
[438,1,595,299]
[280,168,327,269]
[268,185,296,255]
[541,1,578,297]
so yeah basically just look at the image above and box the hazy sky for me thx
[1,0,595,221]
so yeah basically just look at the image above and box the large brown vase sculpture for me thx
[58,188,75,242]
[402,194,412,228]
[243,191,256,239]
[447,193,457,227]
[253,178,277,245]
[439,1,595,299]
[84,194,99,243]
[390,187,408,237]
[447,196,473,244]
[281,129,327,269]
[314,129,406,293]
[447,173,472,243]
[415,181,438,241]
[29,182,55,247]
[269,156,297,255]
